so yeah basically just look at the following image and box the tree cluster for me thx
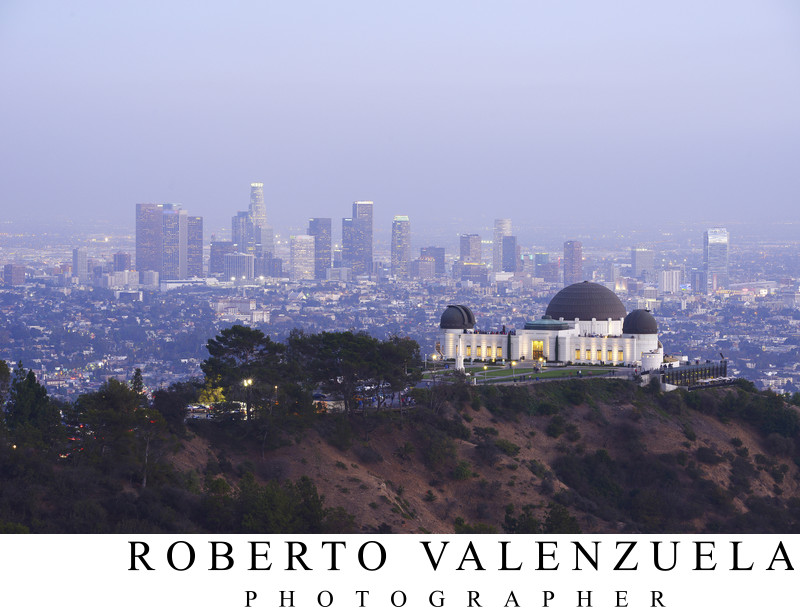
[201,326,422,417]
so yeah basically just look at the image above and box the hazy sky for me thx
[1,1,799,238]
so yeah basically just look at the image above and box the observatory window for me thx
[618,350,624,361]
[575,349,581,360]
[476,347,483,357]
[486,347,493,358]
[465,346,471,356]
[496,348,502,358]
[597,350,603,361]
[531,340,544,360]
[607,350,613,362]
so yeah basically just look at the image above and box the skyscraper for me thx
[290,235,316,281]
[350,201,373,275]
[501,235,518,273]
[255,224,274,257]
[162,205,188,280]
[135,203,164,279]
[493,218,512,273]
[3,264,25,286]
[187,216,203,277]
[308,217,332,280]
[391,215,411,278]
[659,269,682,295]
[420,246,445,276]
[631,247,656,282]
[224,252,255,281]
[135,203,202,282]
[232,182,270,257]
[534,252,549,273]
[704,228,729,291]
[249,182,266,228]
[231,210,255,254]
[72,247,89,283]
[209,241,235,275]
[341,217,354,269]
[563,240,583,286]
[113,252,131,272]
[460,234,482,264]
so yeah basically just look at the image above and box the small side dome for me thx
[623,309,658,334]
[440,305,476,330]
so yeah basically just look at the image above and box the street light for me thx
[511,361,517,379]
[243,378,253,419]
[483,365,488,385]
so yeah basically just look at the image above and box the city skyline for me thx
[1,2,798,233]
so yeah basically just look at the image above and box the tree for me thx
[5,363,62,449]
[133,408,169,489]
[202,325,285,418]
[0,359,10,409]
[152,380,200,431]
[542,503,581,533]
[374,335,422,408]
[198,379,225,406]
[295,331,380,414]
[75,378,141,471]
[503,504,541,533]
[130,368,147,407]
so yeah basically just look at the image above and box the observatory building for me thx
[438,281,664,371]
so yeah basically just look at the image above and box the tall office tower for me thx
[493,218,512,272]
[420,246,445,276]
[209,241,235,275]
[113,252,131,272]
[410,258,436,280]
[350,200,373,275]
[341,218,354,268]
[72,247,89,283]
[231,211,255,254]
[691,269,708,294]
[249,182,266,228]
[704,228,729,291]
[519,254,535,274]
[3,264,25,285]
[631,247,656,282]
[391,215,411,278]
[290,235,315,281]
[255,224,274,257]
[659,269,682,295]
[136,202,199,281]
[534,252,549,275]
[563,240,583,286]
[162,205,188,280]
[224,252,255,281]
[187,216,203,277]
[136,203,165,279]
[460,233,482,264]
[307,217,332,280]
[501,235,518,272]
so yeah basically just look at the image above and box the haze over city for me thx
[10,0,800,571]
[2,1,799,236]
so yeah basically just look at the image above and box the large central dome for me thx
[545,281,626,321]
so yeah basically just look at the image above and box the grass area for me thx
[529,368,612,379]
[482,367,537,379]
[423,366,614,381]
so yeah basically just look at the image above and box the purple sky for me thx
[1,1,799,239]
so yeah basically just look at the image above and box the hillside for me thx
[178,378,800,533]
[3,371,800,533]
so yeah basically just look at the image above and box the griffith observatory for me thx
[438,281,664,371]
